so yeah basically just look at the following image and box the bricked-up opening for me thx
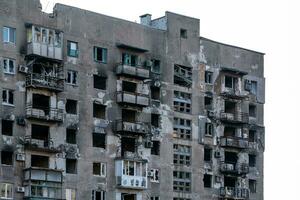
[249,179,257,193]
[31,155,49,168]
[122,193,136,200]
[225,151,238,164]
[224,176,236,187]
[121,137,136,156]
[93,75,107,90]
[92,133,106,149]
[151,141,160,155]
[1,120,13,136]
[32,94,50,114]
[224,126,235,137]
[151,113,159,128]
[66,158,77,174]
[174,64,192,87]
[203,174,212,188]
[93,104,106,119]
[32,124,49,144]
[204,147,212,162]
[151,86,160,100]
[249,130,256,142]
[225,75,236,89]
[204,96,212,110]
[249,104,256,117]
[122,109,136,123]
[249,154,256,167]
[224,101,236,114]
[122,81,136,93]
[1,151,13,165]
[66,128,76,144]
[66,99,77,114]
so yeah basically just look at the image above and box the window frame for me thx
[93,162,107,177]
[0,183,13,199]
[93,46,107,63]
[3,58,16,75]
[3,26,16,44]
[92,190,106,200]
[173,144,191,166]
[2,89,14,106]
[67,41,79,58]
[66,70,78,85]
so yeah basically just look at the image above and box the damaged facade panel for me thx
[0,1,264,200]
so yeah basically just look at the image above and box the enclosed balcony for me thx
[115,159,148,190]
[26,104,63,122]
[219,187,250,199]
[220,137,249,149]
[117,91,149,107]
[25,73,64,92]
[23,167,64,200]
[220,161,249,175]
[115,120,150,136]
[116,64,149,79]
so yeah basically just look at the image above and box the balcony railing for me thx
[25,73,64,92]
[220,86,247,99]
[116,64,150,79]
[220,136,249,149]
[115,120,150,135]
[220,161,249,175]
[220,187,250,199]
[117,91,149,107]
[26,105,63,122]
[23,136,62,153]
[220,111,249,124]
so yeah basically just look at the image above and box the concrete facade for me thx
[0,1,265,200]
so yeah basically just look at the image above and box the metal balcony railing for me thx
[26,105,64,122]
[220,111,249,123]
[220,136,249,149]
[115,120,150,135]
[220,161,249,175]
[116,91,149,107]
[220,187,250,199]
[23,136,62,153]
[25,73,64,92]
[116,63,150,79]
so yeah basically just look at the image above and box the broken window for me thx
[249,154,256,167]
[204,147,212,162]
[65,189,76,200]
[205,71,213,84]
[249,104,256,118]
[31,155,49,168]
[174,64,192,87]
[173,171,191,192]
[151,113,160,128]
[205,123,213,136]
[225,151,238,164]
[66,128,77,144]
[3,26,16,44]
[31,124,49,145]
[180,29,187,38]
[150,168,159,183]
[122,109,136,123]
[67,41,78,57]
[3,58,15,74]
[249,179,257,193]
[122,81,136,93]
[66,99,77,114]
[203,174,212,188]
[94,46,107,63]
[224,101,236,114]
[92,133,106,149]
[66,70,78,85]
[224,126,235,137]
[122,53,138,67]
[93,162,106,177]
[66,158,77,174]
[204,96,212,110]
[225,75,236,89]
[94,75,107,90]
[92,190,106,200]
[249,130,256,142]
[1,151,13,165]
[152,59,161,73]
[1,120,13,136]
[224,176,236,187]
[2,89,14,105]
[151,141,160,155]
[173,118,192,140]
[174,91,191,113]
[121,137,135,156]
[151,86,160,100]
[93,103,106,119]
[0,183,13,199]
[32,94,50,116]
[173,144,191,165]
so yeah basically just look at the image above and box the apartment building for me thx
[0,0,265,200]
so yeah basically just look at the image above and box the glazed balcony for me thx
[115,120,151,136]
[220,111,249,124]
[220,136,249,149]
[117,91,149,107]
[219,187,250,199]
[25,73,64,92]
[220,161,249,175]
[26,105,63,122]
[23,136,62,153]
[116,64,149,79]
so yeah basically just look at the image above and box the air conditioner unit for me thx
[145,141,153,148]
[18,65,28,73]
[214,151,221,158]
[17,186,25,193]
[147,171,154,177]
[16,153,25,161]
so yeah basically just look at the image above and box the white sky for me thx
[40,0,299,199]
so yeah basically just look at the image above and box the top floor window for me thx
[94,46,107,63]
[67,41,78,57]
[3,27,16,44]
[122,53,138,66]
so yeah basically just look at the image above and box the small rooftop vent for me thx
[140,14,152,26]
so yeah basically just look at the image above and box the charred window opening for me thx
[224,176,236,187]
[122,53,138,67]
[122,109,136,123]
[174,118,192,140]
[151,86,160,100]
[122,81,136,93]
[174,91,191,113]
[93,104,106,119]
[249,104,256,117]
[32,124,49,143]
[173,144,191,165]
[249,179,257,193]
[66,158,77,174]
[174,64,192,87]
[151,113,159,128]
[152,59,161,73]
[66,99,77,114]
[121,137,136,156]
[249,130,256,142]
[224,101,236,114]
[1,151,13,165]
[31,155,49,168]
[205,96,212,110]
[121,193,136,200]
[205,71,213,84]
[204,147,212,162]
[92,133,106,149]
[66,128,77,144]
[203,174,212,188]
[180,29,187,39]
[249,154,256,167]
[225,75,236,89]
[225,151,238,164]
[1,120,13,136]
[94,75,107,90]
[32,94,50,114]
[151,141,160,155]
[205,123,213,136]
[224,126,236,137]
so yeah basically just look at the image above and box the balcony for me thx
[220,162,249,175]
[220,111,249,124]
[117,91,149,107]
[115,120,150,135]
[220,87,248,99]
[115,159,148,190]
[220,137,249,149]
[219,187,250,199]
[116,64,149,79]
[25,73,64,92]
[23,167,64,200]
[26,105,63,122]
[23,136,62,153]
